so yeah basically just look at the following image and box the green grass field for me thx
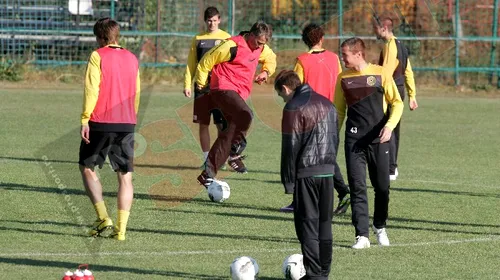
[0,84,499,279]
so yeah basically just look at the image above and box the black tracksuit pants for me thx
[334,132,350,199]
[345,141,390,237]
[334,161,349,199]
[293,176,334,280]
[389,85,405,174]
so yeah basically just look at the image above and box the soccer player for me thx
[279,23,350,215]
[79,18,140,241]
[195,21,276,186]
[183,7,231,166]
[334,37,403,249]
[276,70,337,280]
[373,16,418,181]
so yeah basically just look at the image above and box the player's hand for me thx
[183,89,192,98]
[409,99,418,111]
[196,84,204,91]
[254,71,268,85]
[81,124,90,144]
[379,126,392,143]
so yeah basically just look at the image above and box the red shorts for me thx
[193,85,224,125]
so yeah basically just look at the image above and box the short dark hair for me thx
[204,6,220,21]
[373,15,394,31]
[302,23,324,48]
[93,17,120,44]
[249,21,273,42]
[341,37,366,58]
[274,70,302,92]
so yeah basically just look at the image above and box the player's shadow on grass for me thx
[390,216,500,229]
[0,225,82,238]
[0,156,74,164]
[0,257,226,279]
[229,177,281,184]
[162,208,295,222]
[387,222,500,236]
[0,156,280,176]
[183,197,286,212]
[391,187,500,199]
[162,208,359,227]
[131,227,298,244]
[0,182,199,203]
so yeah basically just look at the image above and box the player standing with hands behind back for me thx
[373,16,418,181]
[79,18,140,241]
[183,7,231,166]
[334,37,403,249]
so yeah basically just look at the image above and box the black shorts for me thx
[193,84,224,125]
[78,131,134,172]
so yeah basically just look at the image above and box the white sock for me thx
[203,151,209,161]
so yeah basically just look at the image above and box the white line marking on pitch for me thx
[1,236,498,258]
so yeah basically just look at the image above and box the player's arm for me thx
[280,108,302,194]
[381,38,399,74]
[333,76,347,130]
[195,39,236,88]
[183,37,198,91]
[293,59,304,83]
[333,56,343,93]
[405,59,416,99]
[337,56,343,75]
[380,74,404,143]
[258,44,277,76]
[81,51,101,125]
[80,51,101,144]
[405,59,418,110]
[135,69,141,114]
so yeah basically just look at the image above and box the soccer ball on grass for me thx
[282,254,306,280]
[230,256,259,280]
[207,179,230,202]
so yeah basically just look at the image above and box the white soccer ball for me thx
[207,179,230,202]
[282,254,306,280]
[230,256,259,280]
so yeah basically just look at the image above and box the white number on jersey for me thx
[350,127,358,134]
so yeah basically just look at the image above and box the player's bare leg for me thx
[80,165,112,237]
[112,171,134,241]
[199,124,211,161]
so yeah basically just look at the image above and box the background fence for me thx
[1,0,500,86]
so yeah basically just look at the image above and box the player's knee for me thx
[237,109,253,128]
[79,164,95,175]
[375,186,390,197]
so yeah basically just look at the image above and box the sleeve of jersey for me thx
[280,109,302,194]
[184,37,198,90]
[337,57,343,75]
[259,45,277,76]
[195,40,235,88]
[333,77,347,130]
[293,59,304,83]
[81,51,101,125]
[404,59,417,100]
[335,57,343,92]
[383,75,404,130]
[135,70,141,114]
[382,40,399,74]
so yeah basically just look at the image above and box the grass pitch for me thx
[0,84,499,279]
